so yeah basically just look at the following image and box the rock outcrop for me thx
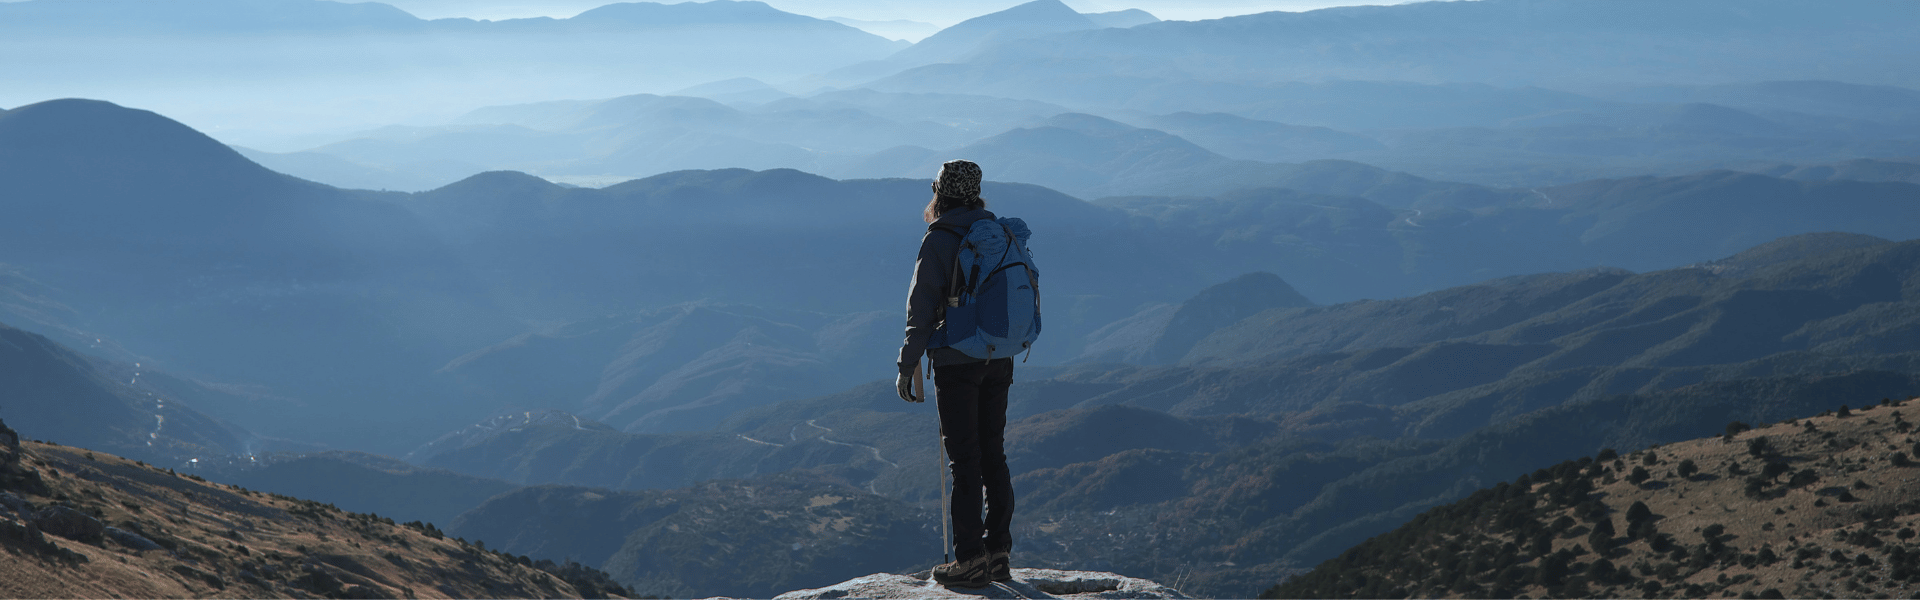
[759,569,1190,599]
[32,505,105,543]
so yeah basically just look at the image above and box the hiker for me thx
[897,159,1039,588]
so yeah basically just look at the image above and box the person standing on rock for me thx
[897,159,1041,589]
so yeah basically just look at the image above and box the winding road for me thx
[736,433,785,447]
[1531,188,1556,206]
[806,420,899,469]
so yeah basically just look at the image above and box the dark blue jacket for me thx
[897,207,997,375]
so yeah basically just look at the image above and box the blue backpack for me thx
[931,217,1042,360]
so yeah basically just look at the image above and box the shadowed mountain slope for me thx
[432,304,896,434]
[448,470,932,599]
[207,451,520,528]
[0,99,522,453]
[0,321,253,464]
[1187,232,1920,370]
[1079,272,1314,365]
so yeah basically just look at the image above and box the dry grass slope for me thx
[0,423,617,599]
[1266,394,1920,599]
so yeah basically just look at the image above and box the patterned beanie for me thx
[934,159,982,200]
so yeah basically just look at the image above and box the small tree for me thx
[1703,523,1727,544]
[1788,469,1820,489]
[1762,461,1791,479]
[1676,459,1699,479]
[1628,466,1651,485]
[1744,476,1769,499]
[1588,517,1617,552]
[1626,501,1653,524]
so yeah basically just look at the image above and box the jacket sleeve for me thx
[898,230,952,375]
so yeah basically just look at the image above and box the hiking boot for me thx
[932,553,990,589]
[989,548,1012,582]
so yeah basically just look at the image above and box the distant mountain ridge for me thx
[7,98,1920,464]
[883,0,1093,67]
[805,0,1145,88]
[0,0,906,135]
[0,0,891,36]
[870,0,1920,93]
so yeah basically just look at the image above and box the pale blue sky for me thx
[366,0,1427,28]
[0,0,1430,36]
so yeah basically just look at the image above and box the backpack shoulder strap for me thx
[928,222,970,308]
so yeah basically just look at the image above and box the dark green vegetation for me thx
[1265,397,1920,599]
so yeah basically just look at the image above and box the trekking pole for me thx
[922,360,951,565]
[938,422,951,565]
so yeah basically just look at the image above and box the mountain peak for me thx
[973,0,1091,25]
[887,0,1095,66]
[571,0,823,27]
[0,98,281,194]
[1085,9,1159,29]
[1041,112,1136,134]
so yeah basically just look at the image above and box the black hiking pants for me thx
[935,357,1016,562]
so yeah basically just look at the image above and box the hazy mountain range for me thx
[185,232,1920,596]
[7,97,1920,449]
[5,100,1918,594]
[251,78,1920,194]
[0,0,908,137]
[4,0,1919,597]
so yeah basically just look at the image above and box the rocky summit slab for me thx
[711,568,1191,600]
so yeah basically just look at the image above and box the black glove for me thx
[896,372,919,403]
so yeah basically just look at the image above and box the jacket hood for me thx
[933,207,996,229]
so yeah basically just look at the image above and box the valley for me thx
[1,0,1916,597]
